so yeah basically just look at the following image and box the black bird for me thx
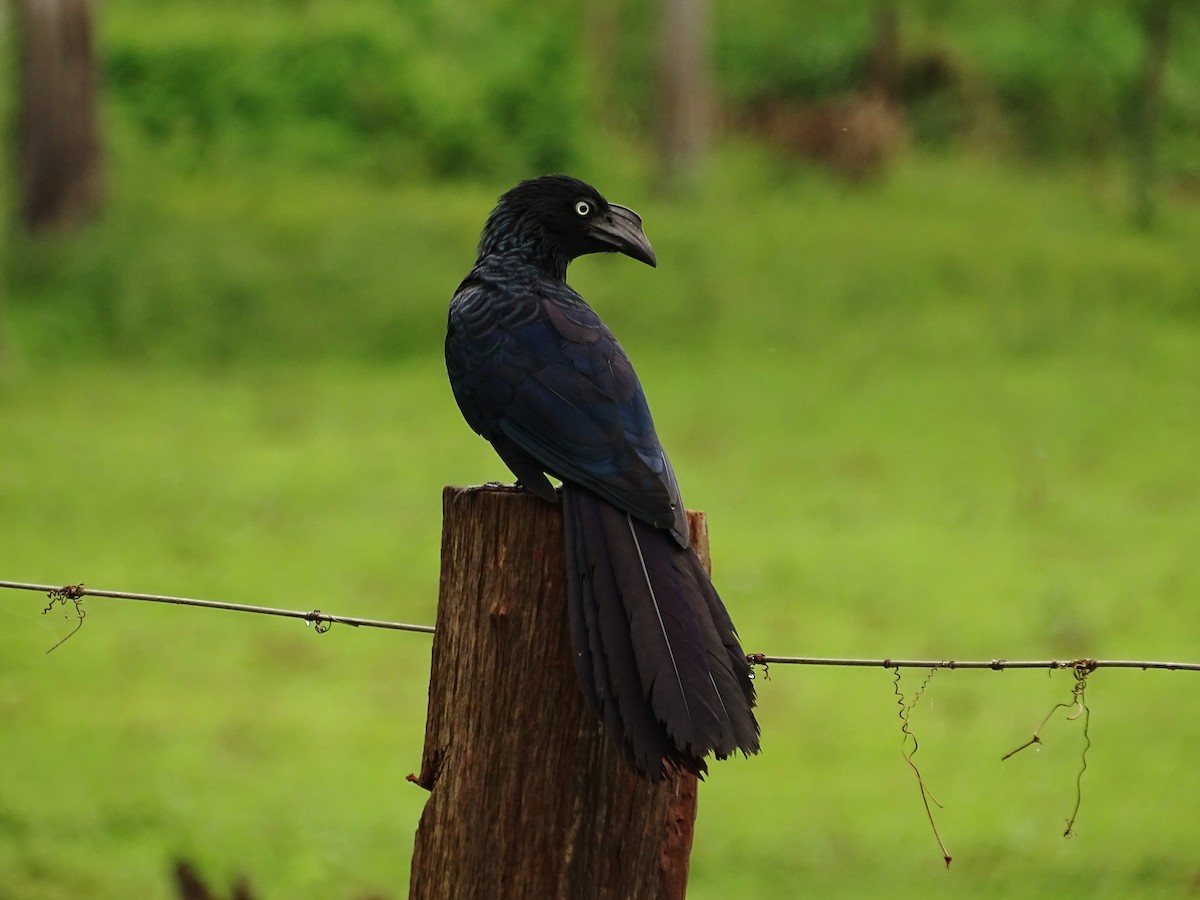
[445,175,759,780]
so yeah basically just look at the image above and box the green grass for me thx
[3,151,1200,897]
[12,144,1200,364]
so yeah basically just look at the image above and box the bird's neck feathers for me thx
[477,207,572,281]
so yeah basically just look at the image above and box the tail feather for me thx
[565,489,681,776]
[563,484,759,780]
[690,553,759,719]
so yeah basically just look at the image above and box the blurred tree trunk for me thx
[587,0,620,125]
[1,12,7,365]
[17,0,104,233]
[657,0,711,190]
[1131,0,1170,229]
[867,1,901,104]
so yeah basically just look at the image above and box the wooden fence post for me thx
[409,485,708,900]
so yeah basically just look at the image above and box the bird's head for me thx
[478,175,656,275]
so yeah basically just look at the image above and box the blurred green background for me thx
[3,0,1200,897]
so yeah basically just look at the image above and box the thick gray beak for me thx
[587,203,657,268]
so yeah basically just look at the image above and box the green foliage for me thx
[101,0,588,179]
[714,0,878,100]
[87,0,1200,182]
[911,2,1144,158]
[709,0,1200,168]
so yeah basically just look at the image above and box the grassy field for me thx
[3,152,1200,898]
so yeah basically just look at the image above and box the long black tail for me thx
[562,483,760,780]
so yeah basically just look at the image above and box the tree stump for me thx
[409,485,705,900]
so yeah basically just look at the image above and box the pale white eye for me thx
[574,200,591,217]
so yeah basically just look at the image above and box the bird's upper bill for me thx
[586,204,657,268]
